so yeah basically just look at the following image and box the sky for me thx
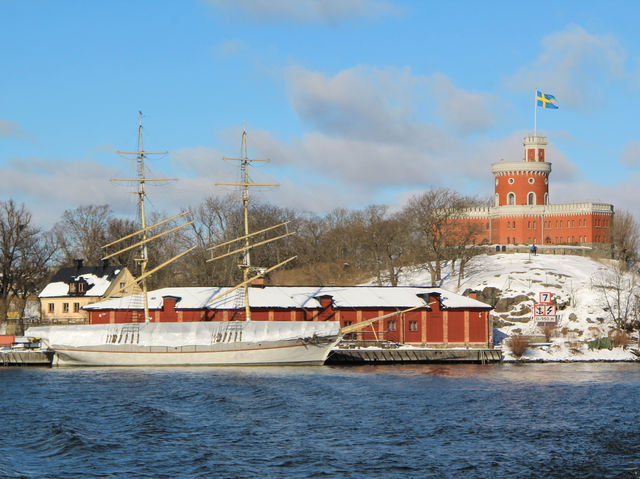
[2,0,640,228]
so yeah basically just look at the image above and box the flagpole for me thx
[534,89,537,137]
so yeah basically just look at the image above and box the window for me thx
[528,221,531,229]
[74,303,80,313]
[495,193,499,206]
[528,177,535,184]
[508,177,514,184]
[513,221,516,229]
[48,303,54,313]
[63,303,69,313]
[78,282,85,293]
[408,320,418,332]
[507,193,516,205]
[533,221,536,229]
[544,193,548,205]
[388,319,396,331]
[527,192,535,205]
[507,222,510,230]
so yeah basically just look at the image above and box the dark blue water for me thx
[2,363,640,478]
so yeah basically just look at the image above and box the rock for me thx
[494,294,530,313]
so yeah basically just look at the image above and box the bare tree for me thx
[612,209,640,269]
[0,200,55,324]
[358,205,409,286]
[592,262,640,331]
[403,188,468,286]
[53,204,112,265]
[10,231,57,333]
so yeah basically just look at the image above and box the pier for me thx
[327,342,502,364]
[0,349,53,366]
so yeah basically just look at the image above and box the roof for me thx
[84,286,492,311]
[39,265,123,298]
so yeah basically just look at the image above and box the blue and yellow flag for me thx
[537,90,558,109]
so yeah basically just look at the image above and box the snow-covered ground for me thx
[387,253,639,362]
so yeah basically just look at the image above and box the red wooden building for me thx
[84,286,493,348]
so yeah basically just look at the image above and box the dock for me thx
[0,349,53,366]
[327,344,502,364]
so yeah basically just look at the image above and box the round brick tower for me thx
[492,136,551,206]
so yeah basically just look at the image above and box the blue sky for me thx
[2,0,640,227]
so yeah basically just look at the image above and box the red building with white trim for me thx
[459,135,613,248]
[84,286,494,348]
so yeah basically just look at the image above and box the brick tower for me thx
[492,136,551,207]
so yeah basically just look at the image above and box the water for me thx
[2,363,640,478]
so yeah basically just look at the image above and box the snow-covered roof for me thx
[84,286,491,311]
[39,270,121,298]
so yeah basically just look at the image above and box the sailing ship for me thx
[26,117,341,366]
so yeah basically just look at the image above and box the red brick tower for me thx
[492,136,551,207]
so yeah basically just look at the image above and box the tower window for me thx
[528,177,535,184]
[508,178,515,185]
[508,193,516,205]
[527,192,536,205]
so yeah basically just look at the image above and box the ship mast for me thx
[106,112,188,322]
[214,126,280,321]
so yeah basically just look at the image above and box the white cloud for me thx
[428,73,498,135]
[507,25,626,110]
[286,65,497,147]
[620,139,640,168]
[205,0,400,24]
[0,119,32,141]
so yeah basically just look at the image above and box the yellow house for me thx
[39,259,141,324]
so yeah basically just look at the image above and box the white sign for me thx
[539,292,553,304]
[536,316,557,324]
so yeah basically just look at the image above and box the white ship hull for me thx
[25,321,341,367]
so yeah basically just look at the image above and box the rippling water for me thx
[2,363,640,478]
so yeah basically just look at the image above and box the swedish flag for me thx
[537,90,558,109]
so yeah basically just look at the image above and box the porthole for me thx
[508,178,514,185]
[528,177,535,184]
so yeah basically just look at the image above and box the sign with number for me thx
[539,292,552,304]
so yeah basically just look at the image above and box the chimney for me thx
[469,292,477,300]
[251,276,265,287]
[75,258,84,270]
